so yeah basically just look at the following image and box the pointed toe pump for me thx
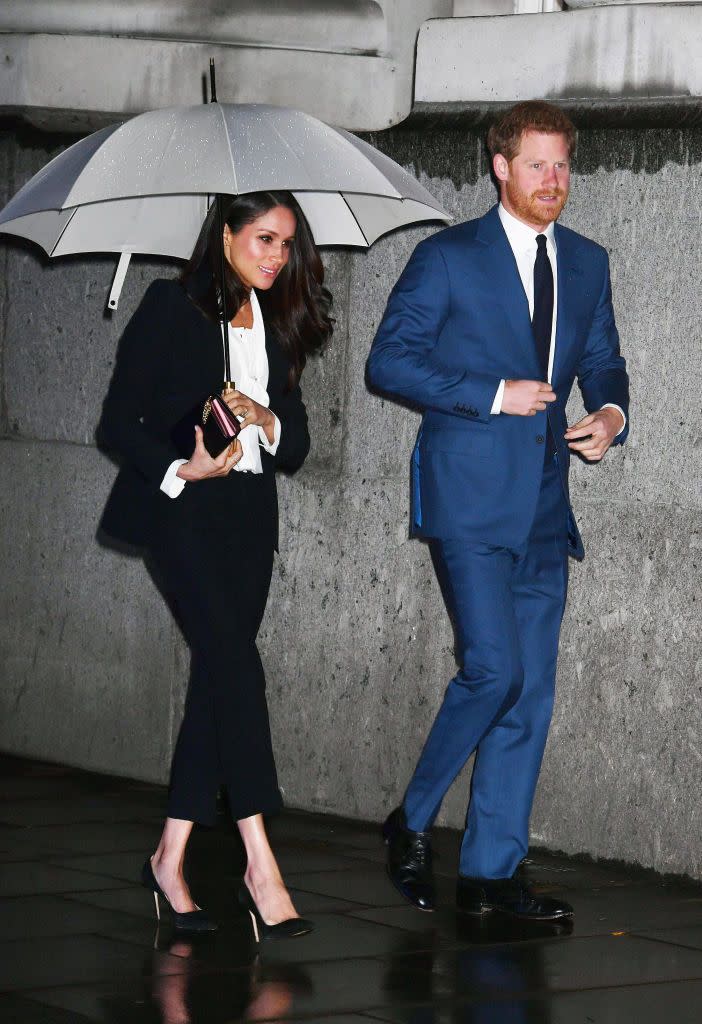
[238,884,313,942]
[141,857,218,932]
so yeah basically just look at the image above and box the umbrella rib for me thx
[340,193,370,247]
[49,207,78,257]
[265,117,330,192]
[216,104,238,195]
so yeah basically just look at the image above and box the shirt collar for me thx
[498,202,556,251]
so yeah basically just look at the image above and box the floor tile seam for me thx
[56,895,155,922]
[357,976,702,1020]
[2,890,169,921]
[0,794,106,804]
[0,991,94,1024]
[339,908,465,938]
[1,845,160,859]
[0,924,193,956]
[283,866,371,877]
[275,842,378,857]
[365,928,702,961]
[230,949,421,973]
[3,863,140,882]
[0,791,164,802]
[339,912,615,948]
[0,855,67,864]
[629,930,702,954]
[43,857,154,884]
[42,857,148,877]
[2,933,218,990]
[424,973,702,1001]
[73,939,415,977]
[547,974,702,996]
[278,883,379,908]
[282,844,384,859]
[0,816,163,828]
[0,884,137,901]
[88,931,261,976]
[40,844,162,856]
[0,822,160,835]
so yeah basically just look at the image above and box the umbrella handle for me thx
[107,252,131,311]
[215,193,231,384]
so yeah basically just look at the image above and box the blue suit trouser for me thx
[404,453,569,878]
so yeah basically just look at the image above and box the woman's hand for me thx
[176,426,243,481]
[222,388,275,444]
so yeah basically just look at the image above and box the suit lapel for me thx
[475,207,540,378]
[553,224,582,386]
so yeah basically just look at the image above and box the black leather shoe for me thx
[382,807,436,912]
[456,874,573,922]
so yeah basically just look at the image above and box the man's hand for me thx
[565,407,624,462]
[501,379,556,417]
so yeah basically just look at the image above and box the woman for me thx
[99,191,332,940]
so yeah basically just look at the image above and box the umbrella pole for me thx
[210,59,234,391]
[216,192,233,391]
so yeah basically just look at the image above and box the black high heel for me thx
[238,883,313,942]
[141,857,218,932]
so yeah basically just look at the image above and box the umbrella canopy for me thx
[0,103,449,260]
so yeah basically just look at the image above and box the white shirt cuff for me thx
[258,414,281,455]
[601,403,627,436]
[491,379,506,415]
[160,459,188,499]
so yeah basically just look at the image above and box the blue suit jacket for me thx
[366,206,629,559]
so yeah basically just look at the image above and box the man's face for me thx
[494,131,571,230]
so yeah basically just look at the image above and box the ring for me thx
[241,409,248,418]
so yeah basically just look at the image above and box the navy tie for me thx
[532,234,553,378]
[532,234,555,456]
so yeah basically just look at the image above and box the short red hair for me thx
[487,101,577,161]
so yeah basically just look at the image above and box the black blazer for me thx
[98,279,310,549]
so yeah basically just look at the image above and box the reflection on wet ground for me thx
[2,754,702,1022]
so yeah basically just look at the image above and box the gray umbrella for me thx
[0,102,450,308]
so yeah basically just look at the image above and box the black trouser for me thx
[149,515,281,825]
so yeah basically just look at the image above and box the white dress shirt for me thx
[492,204,625,433]
[161,289,281,499]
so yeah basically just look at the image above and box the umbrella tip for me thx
[209,59,217,104]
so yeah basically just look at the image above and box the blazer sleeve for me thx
[576,250,630,445]
[98,280,183,485]
[366,237,501,423]
[271,379,310,472]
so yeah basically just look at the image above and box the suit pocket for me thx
[421,427,494,459]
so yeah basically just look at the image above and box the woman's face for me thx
[223,205,297,291]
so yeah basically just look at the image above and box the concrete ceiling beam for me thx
[415,5,702,126]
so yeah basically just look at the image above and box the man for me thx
[366,102,628,922]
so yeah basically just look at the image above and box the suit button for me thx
[536,435,544,444]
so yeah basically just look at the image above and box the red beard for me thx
[505,181,568,228]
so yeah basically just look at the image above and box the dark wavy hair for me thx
[181,191,333,389]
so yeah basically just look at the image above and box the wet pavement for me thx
[2,754,702,1022]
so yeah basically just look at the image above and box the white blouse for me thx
[160,289,281,499]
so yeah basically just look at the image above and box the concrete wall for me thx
[5,4,702,134]
[416,6,702,116]
[0,0,453,132]
[1,122,701,878]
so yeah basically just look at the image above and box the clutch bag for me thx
[171,393,241,459]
